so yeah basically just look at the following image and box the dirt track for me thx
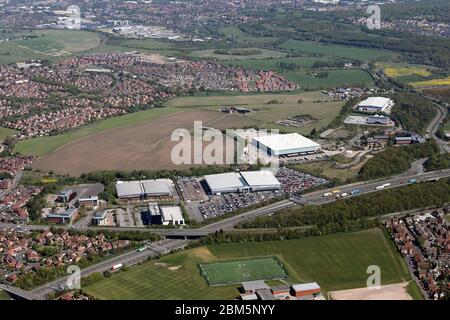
[33,110,255,176]
[329,282,413,300]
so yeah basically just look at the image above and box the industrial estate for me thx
[0,0,449,305]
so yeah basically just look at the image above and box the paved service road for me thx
[4,168,450,299]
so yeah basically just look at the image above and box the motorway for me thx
[5,168,447,299]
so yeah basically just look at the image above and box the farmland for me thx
[280,40,396,61]
[15,107,183,156]
[165,91,344,135]
[281,69,374,90]
[0,30,101,64]
[14,30,100,55]
[384,66,431,78]
[83,228,412,299]
[30,109,255,175]
[410,75,450,88]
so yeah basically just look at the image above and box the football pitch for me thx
[200,257,287,286]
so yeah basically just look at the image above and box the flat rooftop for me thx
[115,181,143,198]
[292,282,321,292]
[240,170,280,187]
[161,206,183,221]
[253,133,320,152]
[141,179,171,195]
[358,97,392,108]
[204,172,247,191]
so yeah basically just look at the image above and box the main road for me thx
[2,168,445,299]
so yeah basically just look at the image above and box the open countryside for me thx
[31,109,256,175]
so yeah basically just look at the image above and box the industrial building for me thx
[161,206,185,226]
[115,179,173,200]
[240,171,281,192]
[91,211,108,226]
[204,172,248,194]
[142,203,185,226]
[46,208,78,224]
[78,195,99,208]
[252,133,321,156]
[204,171,281,194]
[356,97,394,113]
[291,282,322,298]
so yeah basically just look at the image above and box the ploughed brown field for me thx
[33,110,257,176]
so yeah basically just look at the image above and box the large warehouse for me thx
[204,171,281,194]
[115,179,173,200]
[204,172,248,194]
[240,171,281,192]
[252,133,321,156]
[356,97,394,113]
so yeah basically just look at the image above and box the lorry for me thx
[408,179,417,184]
[137,246,147,252]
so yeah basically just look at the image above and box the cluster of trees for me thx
[391,93,437,134]
[238,178,450,229]
[213,49,262,56]
[193,218,379,246]
[357,142,439,181]
[424,153,450,171]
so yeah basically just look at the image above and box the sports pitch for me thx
[199,256,287,286]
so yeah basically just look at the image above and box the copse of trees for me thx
[391,93,437,133]
[237,178,450,229]
[192,217,379,246]
[357,141,439,181]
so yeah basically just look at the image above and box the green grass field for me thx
[190,48,287,60]
[0,126,17,143]
[84,228,412,299]
[15,107,182,156]
[165,91,344,135]
[200,257,287,285]
[0,30,101,64]
[0,290,12,300]
[15,30,100,54]
[219,27,278,45]
[281,69,374,89]
[280,39,395,61]
[221,56,334,72]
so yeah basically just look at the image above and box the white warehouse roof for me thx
[253,133,320,153]
[161,206,184,224]
[240,171,281,189]
[141,179,171,195]
[116,179,172,198]
[357,97,392,109]
[115,181,142,198]
[204,172,247,193]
